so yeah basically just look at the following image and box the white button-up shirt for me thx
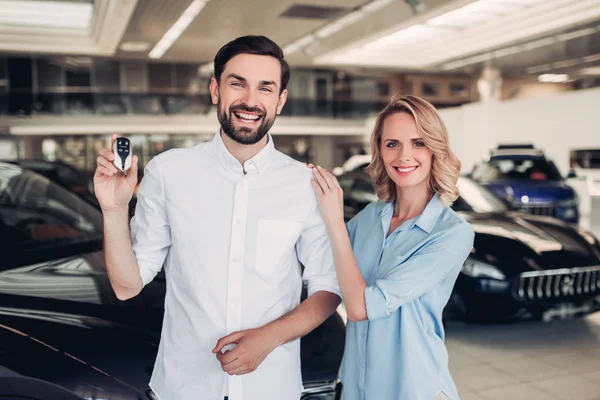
[130,132,341,400]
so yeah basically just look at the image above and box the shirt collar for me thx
[212,131,274,175]
[380,193,444,234]
[414,194,444,233]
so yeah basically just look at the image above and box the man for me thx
[93,35,341,400]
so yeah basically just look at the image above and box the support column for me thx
[310,136,335,170]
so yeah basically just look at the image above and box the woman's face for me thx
[380,112,433,192]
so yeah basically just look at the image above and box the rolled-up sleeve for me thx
[365,222,474,321]
[130,158,172,286]
[296,203,342,299]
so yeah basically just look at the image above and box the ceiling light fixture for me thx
[120,41,150,52]
[538,73,570,83]
[282,0,394,55]
[316,0,600,69]
[579,67,600,75]
[442,23,600,71]
[149,0,209,59]
[525,52,600,75]
[0,0,93,30]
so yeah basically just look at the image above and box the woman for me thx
[310,94,474,400]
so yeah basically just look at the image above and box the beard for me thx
[217,100,276,145]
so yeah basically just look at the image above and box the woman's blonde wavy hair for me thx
[365,94,461,207]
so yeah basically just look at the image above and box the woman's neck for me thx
[393,184,433,221]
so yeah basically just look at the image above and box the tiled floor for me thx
[446,312,600,400]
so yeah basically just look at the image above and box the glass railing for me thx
[0,93,388,119]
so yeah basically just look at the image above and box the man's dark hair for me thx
[213,35,291,94]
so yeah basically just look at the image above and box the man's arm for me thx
[213,180,342,376]
[94,138,170,301]
[212,291,340,376]
[103,207,143,300]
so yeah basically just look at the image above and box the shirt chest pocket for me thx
[255,220,301,275]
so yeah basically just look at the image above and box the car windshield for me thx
[0,164,103,269]
[453,178,509,213]
[473,157,563,181]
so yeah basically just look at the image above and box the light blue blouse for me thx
[339,194,475,400]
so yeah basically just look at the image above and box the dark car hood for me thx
[484,180,574,203]
[0,306,158,399]
[0,252,345,391]
[462,212,600,277]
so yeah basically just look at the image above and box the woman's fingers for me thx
[317,166,339,192]
[312,167,331,191]
[310,176,324,196]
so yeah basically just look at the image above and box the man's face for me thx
[210,54,288,145]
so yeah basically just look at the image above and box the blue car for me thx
[471,145,579,223]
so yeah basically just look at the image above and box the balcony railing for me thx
[0,93,390,119]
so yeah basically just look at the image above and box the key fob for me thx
[113,137,132,172]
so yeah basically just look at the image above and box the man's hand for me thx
[212,327,281,375]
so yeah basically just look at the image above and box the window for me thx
[93,60,120,92]
[148,63,173,92]
[449,83,468,97]
[475,158,563,181]
[37,59,64,90]
[0,164,103,269]
[421,82,439,96]
[65,65,91,88]
[8,58,32,90]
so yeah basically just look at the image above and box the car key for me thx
[113,136,132,172]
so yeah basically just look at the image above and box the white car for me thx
[332,154,372,176]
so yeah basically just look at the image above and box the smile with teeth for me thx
[234,112,261,122]
[394,166,418,173]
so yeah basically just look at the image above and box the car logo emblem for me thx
[561,275,574,296]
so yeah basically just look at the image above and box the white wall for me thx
[438,87,600,176]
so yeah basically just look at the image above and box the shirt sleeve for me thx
[130,158,172,287]
[296,201,342,299]
[364,221,474,321]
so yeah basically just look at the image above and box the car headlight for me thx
[556,194,578,208]
[462,257,506,280]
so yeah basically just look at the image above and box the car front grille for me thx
[516,266,600,302]
[520,204,554,217]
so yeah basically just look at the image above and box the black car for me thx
[3,159,139,219]
[340,171,600,322]
[0,162,344,399]
[2,159,98,206]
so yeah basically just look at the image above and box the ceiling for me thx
[113,0,600,81]
[116,0,367,62]
[0,0,138,56]
[1,0,600,82]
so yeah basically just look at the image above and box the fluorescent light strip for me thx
[283,0,395,55]
[443,23,600,71]
[149,0,208,59]
[526,52,600,74]
[371,0,540,49]
[0,0,93,30]
[538,73,569,82]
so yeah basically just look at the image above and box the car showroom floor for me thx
[446,312,600,400]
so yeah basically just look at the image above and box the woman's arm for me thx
[310,165,368,322]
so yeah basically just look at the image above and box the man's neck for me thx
[220,130,269,166]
